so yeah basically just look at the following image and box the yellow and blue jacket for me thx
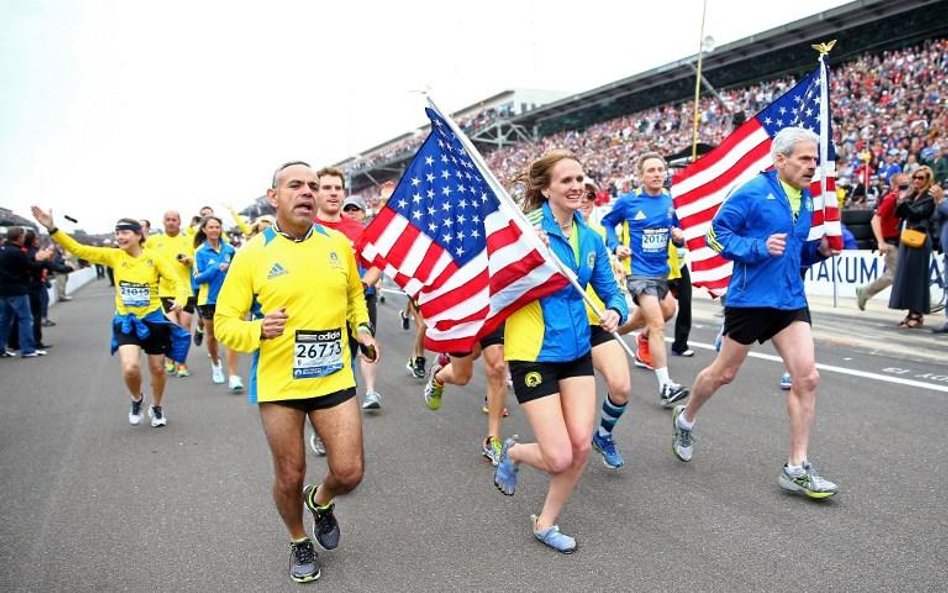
[505,202,628,363]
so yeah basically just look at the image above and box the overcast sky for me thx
[0,0,850,233]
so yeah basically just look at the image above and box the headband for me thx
[115,223,142,233]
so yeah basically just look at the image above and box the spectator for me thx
[0,227,53,358]
[856,173,908,310]
[889,166,942,328]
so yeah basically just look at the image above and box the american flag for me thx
[361,108,570,353]
[672,60,840,296]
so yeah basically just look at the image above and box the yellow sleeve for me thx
[51,230,119,267]
[229,208,253,237]
[152,248,187,304]
[214,247,264,353]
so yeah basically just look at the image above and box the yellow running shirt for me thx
[50,230,186,316]
[214,225,369,403]
[146,232,195,298]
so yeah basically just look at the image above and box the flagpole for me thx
[813,40,837,307]
[691,0,709,162]
[425,94,636,361]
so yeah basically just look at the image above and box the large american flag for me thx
[362,108,570,353]
[672,60,841,296]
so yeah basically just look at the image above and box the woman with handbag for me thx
[888,166,943,328]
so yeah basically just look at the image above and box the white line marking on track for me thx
[685,341,948,394]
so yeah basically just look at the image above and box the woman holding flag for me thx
[493,150,628,553]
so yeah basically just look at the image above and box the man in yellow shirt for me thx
[149,210,196,376]
[215,161,379,584]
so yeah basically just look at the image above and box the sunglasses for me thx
[583,192,596,201]
[343,206,361,212]
[913,175,928,180]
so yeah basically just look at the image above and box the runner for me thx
[671,127,840,499]
[192,215,242,391]
[148,210,196,377]
[314,167,384,411]
[578,180,633,470]
[31,207,189,427]
[423,326,509,466]
[602,152,689,408]
[215,161,378,583]
[404,298,427,378]
[493,150,628,553]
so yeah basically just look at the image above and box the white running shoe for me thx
[228,375,244,392]
[129,397,144,425]
[149,405,167,427]
[211,362,225,384]
[309,433,326,456]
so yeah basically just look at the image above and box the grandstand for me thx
[315,0,944,202]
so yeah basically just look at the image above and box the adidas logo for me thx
[634,210,647,220]
[267,262,289,280]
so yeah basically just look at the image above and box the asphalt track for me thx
[1,280,945,592]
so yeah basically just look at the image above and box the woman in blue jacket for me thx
[494,150,628,553]
[193,216,241,391]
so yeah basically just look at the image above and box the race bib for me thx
[119,281,150,307]
[293,328,344,379]
[641,228,668,252]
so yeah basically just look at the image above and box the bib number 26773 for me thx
[293,328,344,379]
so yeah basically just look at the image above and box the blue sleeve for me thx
[601,198,627,252]
[588,234,629,325]
[193,249,220,284]
[706,190,769,264]
[800,236,827,267]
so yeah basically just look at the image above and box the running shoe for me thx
[406,356,425,379]
[193,325,204,347]
[482,436,503,466]
[165,360,176,374]
[672,348,695,357]
[660,383,689,408]
[424,360,446,411]
[309,433,326,457]
[399,309,410,330]
[480,397,510,417]
[211,362,225,384]
[493,436,519,496]
[21,349,47,358]
[671,405,694,462]
[362,390,382,411]
[228,375,244,392]
[591,431,625,469]
[175,364,191,378]
[288,539,320,583]
[303,484,341,550]
[129,396,144,426]
[0,349,15,358]
[634,332,653,369]
[779,372,792,391]
[531,514,576,554]
[778,461,839,499]
[148,405,167,427]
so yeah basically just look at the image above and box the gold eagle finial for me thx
[811,40,837,55]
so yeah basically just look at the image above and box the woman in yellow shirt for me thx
[31,206,189,428]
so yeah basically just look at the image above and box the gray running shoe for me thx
[778,461,839,499]
[362,390,382,411]
[288,539,320,583]
[660,383,689,409]
[129,397,144,426]
[303,484,341,550]
[671,405,694,462]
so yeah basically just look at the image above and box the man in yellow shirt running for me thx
[215,161,379,584]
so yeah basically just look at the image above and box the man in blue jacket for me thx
[671,127,841,499]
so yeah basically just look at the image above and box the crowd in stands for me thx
[349,39,947,211]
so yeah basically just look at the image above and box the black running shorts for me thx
[160,296,196,314]
[112,319,171,356]
[723,306,811,345]
[266,387,356,412]
[508,353,594,404]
